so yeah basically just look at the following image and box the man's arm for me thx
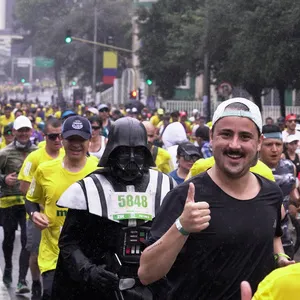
[20,181,30,195]
[138,183,210,285]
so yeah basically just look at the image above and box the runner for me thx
[52,117,175,299]
[25,116,98,300]
[139,98,293,299]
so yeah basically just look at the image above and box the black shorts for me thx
[1,205,26,231]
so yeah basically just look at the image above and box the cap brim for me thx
[62,130,91,140]
[14,126,32,130]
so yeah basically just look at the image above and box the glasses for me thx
[4,130,12,135]
[181,155,200,162]
[99,108,109,113]
[287,120,297,123]
[46,133,62,141]
[92,126,101,130]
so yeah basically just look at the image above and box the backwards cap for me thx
[212,98,262,133]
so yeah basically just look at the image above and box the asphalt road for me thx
[0,228,31,300]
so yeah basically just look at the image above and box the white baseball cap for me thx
[212,98,262,133]
[286,134,299,144]
[13,116,33,130]
[87,107,99,115]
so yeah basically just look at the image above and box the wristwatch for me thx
[175,218,190,236]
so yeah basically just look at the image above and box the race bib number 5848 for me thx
[111,192,153,221]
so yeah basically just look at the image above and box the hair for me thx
[262,124,281,134]
[44,118,62,134]
[88,116,102,128]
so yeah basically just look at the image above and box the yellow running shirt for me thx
[187,156,275,181]
[26,156,98,274]
[18,147,65,183]
[253,263,300,300]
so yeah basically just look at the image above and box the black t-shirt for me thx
[149,172,283,300]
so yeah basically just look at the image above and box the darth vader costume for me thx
[51,117,175,300]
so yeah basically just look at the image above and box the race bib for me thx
[110,192,153,221]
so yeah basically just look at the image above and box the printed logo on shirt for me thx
[28,178,36,197]
[273,219,277,229]
[23,161,32,177]
[72,120,83,130]
[56,210,68,217]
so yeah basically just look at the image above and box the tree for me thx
[138,0,205,99]
[15,0,132,101]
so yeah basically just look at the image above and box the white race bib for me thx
[110,192,153,221]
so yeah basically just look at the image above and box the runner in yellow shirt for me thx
[25,116,98,300]
[0,105,15,133]
[0,123,14,149]
[18,118,64,299]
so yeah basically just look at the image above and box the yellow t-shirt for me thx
[38,140,46,149]
[0,114,15,132]
[0,139,7,149]
[187,157,275,181]
[154,146,174,174]
[253,263,300,300]
[18,147,65,183]
[54,111,61,119]
[26,156,98,274]
[150,115,160,127]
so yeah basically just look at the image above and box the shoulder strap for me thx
[152,146,159,162]
[154,172,163,215]
[90,174,108,218]
[77,179,89,211]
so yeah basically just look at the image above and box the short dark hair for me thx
[195,126,210,141]
[88,116,102,128]
[262,124,281,134]
[44,118,62,134]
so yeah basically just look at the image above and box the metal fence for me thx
[163,100,300,121]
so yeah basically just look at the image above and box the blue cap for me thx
[61,110,77,119]
[62,116,92,140]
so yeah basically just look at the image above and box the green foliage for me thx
[138,0,300,110]
[15,0,132,86]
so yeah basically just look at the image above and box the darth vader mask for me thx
[111,146,146,182]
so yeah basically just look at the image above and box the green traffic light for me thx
[21,78,25,83]
[65,37,72,44]
[71,81,76,86]
[146,79,153,85]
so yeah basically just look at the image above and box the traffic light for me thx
[21,78,26,83]
[65,29,72,44]
[146,78,153,86]
[106,35,114,46]
[71,80,76,86]
[129,90,137,99]
[138,88,143,101]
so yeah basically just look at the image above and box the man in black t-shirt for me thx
[138,98,294,300]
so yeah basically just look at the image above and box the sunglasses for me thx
[99,108,109,113]
[46,133,62,141]
[4,130,12,135]
[181,155,200,162]
[92,126,101,130]
[287,119,297,123]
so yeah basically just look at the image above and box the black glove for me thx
[88,264,119,290]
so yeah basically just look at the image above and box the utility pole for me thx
[92,0,98,100]
[203,1,211,122]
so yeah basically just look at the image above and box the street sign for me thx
[34,57,54,68]
[17,57,31,67]
[217,82,232,98]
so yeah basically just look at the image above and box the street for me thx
[0,228,31,300]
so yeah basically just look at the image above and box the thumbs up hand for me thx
[179,183,211,233]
